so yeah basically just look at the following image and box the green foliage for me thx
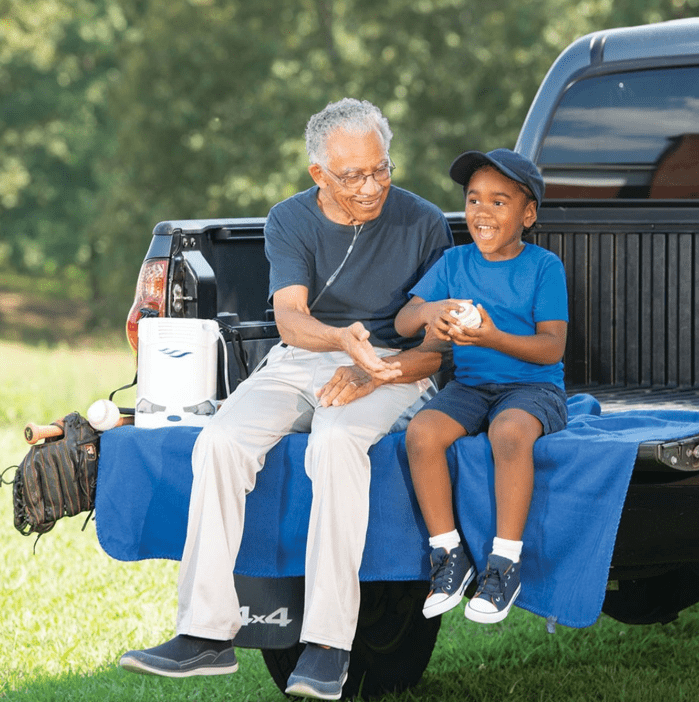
[0,1,125,276]
[2,0,698,327]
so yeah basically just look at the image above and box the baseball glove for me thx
[8,412,100,537]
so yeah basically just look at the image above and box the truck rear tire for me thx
[602,564,699,625]
[261,580,440,699]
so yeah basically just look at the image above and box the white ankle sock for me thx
[491,536,523,563]
[429,530,461,552]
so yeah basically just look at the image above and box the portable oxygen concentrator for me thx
[136,317,220,428]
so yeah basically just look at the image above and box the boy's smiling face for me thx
[465,166,538,261]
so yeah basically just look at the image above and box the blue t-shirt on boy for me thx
[410,242,568,389]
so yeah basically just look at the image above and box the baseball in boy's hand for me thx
[449,300,482,329]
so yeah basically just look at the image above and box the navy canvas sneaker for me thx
[465,554,522,624]
[422,544,475,619]
[285,643,350,700]
[119,634,238,677]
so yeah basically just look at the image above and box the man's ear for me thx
[309,164,327,188]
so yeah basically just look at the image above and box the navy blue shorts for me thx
[419,381,568,436]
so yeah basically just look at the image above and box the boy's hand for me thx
[449,304,496,346]
[419,322,453,353]
[424,300,466,340]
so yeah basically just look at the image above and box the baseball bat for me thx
[24,423,63,444]
[24,415,134,445]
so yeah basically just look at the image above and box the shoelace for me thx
[477,564,507,596]
[429,552,457,591]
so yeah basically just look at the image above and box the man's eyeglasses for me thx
[323,160,395,189]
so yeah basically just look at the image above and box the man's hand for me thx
[317,365,377,407]
[339,322,403,381]
[273,287,402,380]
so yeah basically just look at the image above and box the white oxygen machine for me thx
[136,317,219,428]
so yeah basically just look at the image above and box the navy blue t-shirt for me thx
[265,186,453,349]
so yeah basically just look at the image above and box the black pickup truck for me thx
[119,17,699,698]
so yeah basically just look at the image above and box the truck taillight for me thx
[125,258,169,354]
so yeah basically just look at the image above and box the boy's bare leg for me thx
[407,409,474,618]
[405,409,468,537]
[466,408,543,624]
[488,408,543,541]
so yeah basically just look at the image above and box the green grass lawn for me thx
[2,340,699,701]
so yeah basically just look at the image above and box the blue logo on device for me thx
[158,347,193,359]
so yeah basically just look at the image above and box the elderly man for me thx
[120,98,453,700]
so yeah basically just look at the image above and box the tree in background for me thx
[0,0,125,309]
[2,0,698,329]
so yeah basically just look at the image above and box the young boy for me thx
[394,149,568,624]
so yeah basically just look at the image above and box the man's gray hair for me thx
[305,98,393,166]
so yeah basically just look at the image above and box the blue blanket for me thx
[95,394,699,628]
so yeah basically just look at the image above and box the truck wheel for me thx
[261,580,440,699]
[602,564,699,625]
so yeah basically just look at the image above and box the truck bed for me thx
[571,386,699,476]
[574,386,699,413]
[570,386,699,475]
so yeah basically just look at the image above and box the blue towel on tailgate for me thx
[95,395,699,628]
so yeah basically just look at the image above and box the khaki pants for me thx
[176,343,429,650]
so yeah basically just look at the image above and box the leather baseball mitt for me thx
[9,412,100,537]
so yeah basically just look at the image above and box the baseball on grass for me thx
[449,300,482,329]
[87,399,121,431]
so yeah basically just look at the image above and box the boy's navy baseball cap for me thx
[449,148,545,209]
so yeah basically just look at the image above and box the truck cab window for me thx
[538,65,699,199]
